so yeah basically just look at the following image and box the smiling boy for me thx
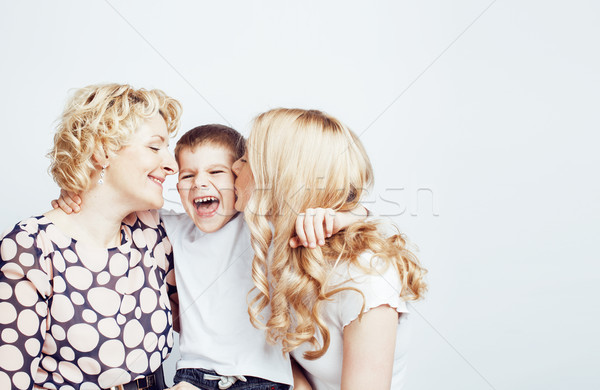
[158,125,296,389]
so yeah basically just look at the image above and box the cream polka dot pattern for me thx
[98,368,130,389]
[0,372,10,389]
[77,357,101,376]
[1,238,17,260]
[0,345,23,370]
[13,371,31,389]
[125,349,148,373]
[96,271,110,285]
[119,294,137,314]
[50,295,75,323]
[98,318,120,339]
[53,275,67,294]
[0,281,12,299]
[2,327,18,343]
[64,266,93,290]
[109,253,129,276]
[143,332,158,352]
[98,340,125,367]
[1,262,24,280]
[19,252,35,267]
[0,301,17,323]
[51,324,66,341]
[25,338,41,357]
[88,287,121,317]
[0,212,175,389]
[69,291,84,306]
[81,309,97,324]
[17,309,39,336]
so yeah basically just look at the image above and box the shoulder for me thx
[1,215,45,239]
[333,251,400,289]
[1,216,53,293]
[158,209,194,235]
[331,251,408,328]
[1,216,48,257]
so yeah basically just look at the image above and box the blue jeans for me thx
[174,368,290,390]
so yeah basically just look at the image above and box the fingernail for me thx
[318,240,325,246]
[327,233,332,238]
[309,242,316,248]
[303,242,308,247]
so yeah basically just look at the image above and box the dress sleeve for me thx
[157,215,177,300]
[335,254,409,328]
[0,221,52,389]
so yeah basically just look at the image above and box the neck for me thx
[45,186,135,248]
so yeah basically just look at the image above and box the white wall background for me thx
[1,1,598,389]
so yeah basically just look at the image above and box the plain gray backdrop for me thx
[1,1,598,389]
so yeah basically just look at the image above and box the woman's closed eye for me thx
[180,174,194,180]
[210,170,225,174]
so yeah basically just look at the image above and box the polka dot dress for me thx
[0,211,176,389]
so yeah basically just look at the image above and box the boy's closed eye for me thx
[180,173,194,180]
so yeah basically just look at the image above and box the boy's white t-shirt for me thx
[290,249,411,390]
[159,210,293,386]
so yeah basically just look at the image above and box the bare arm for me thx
[292,358,313,390]
[341,305,399,390]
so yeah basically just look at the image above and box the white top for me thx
[291,250,411,390]
[159,211,293,386]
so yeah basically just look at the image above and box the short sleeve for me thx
[0,219,52,388]
[335,254,409,328]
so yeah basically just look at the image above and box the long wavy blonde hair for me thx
[245,108,427,359]
[48,83,182,193]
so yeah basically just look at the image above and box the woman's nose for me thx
[162,152,178,175]
[232,159,241,174]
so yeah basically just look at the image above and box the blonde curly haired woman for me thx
[232,108,427,390]
[0,84,180,390]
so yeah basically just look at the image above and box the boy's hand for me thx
[290,205,369,248]
[292,208,335,249]
[51,190,82,214]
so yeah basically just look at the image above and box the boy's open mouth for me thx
[194,196,220,217]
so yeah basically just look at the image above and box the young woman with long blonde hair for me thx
[232,108,427,389]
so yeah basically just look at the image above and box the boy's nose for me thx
[193,174,210,189]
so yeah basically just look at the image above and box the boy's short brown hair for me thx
[174,124,246,164]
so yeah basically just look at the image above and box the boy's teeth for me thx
[194,197,218,205]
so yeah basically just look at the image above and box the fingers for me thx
[293,208,337,248]
[324,209,335,238]
[295,213,308,247]
[56,196,73,214]
[312,208,326,246]
[303,209,317,248]
[51,199,58,210]
[289,236,301,248]
[56,190,81,213]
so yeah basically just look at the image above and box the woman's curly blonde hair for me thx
[48,83,182,193]
[245,108,427,359]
